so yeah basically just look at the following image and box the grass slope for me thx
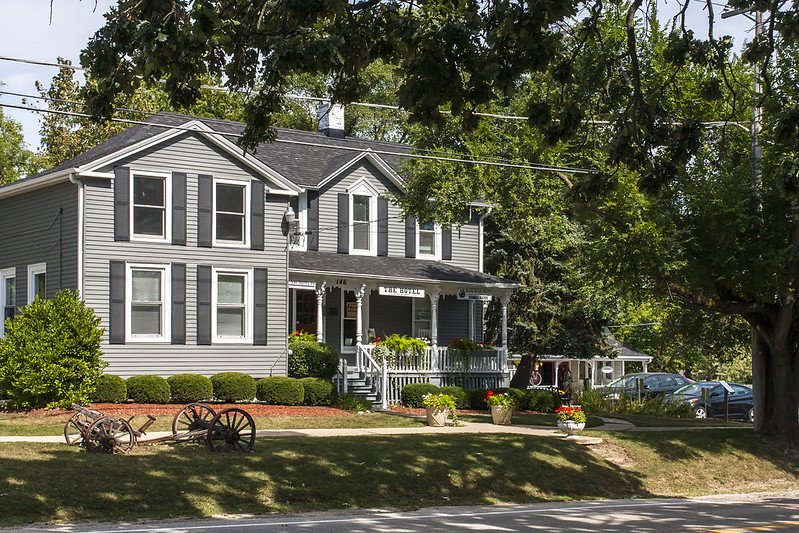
[1,431,796,527]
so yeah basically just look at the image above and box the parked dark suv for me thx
[601,372,694,399]
[667,381,754,422]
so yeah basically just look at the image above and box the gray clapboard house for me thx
[0,109,518,403]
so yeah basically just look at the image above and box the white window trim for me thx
[130,170,172,243]
[289,192,308,252]
[27,263,46,304]
[212,177,251,248]
[212,267,253,344]
[348,179,379,256]
[125,263,171,343]
[0,268,15,337]
[416,221,442,260]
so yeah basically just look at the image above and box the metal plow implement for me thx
[64,403,256,454]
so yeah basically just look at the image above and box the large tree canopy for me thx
[0,106,39,184]
[80,0,799,445]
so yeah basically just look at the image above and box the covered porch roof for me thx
[289,251,519,290]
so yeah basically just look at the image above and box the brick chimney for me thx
[318,102,345,138]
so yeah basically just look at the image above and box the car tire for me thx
[694,405,707,419]
[748,407,754,423]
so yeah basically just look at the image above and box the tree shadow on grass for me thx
[0,435,649,527]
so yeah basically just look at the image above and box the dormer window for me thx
[348,179,378,256]
[417,221,442,259]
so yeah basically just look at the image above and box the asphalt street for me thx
[11,491,799,533]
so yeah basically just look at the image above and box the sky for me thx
[0,0,757,151]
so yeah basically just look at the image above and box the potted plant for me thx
[555,406,587,438]
[422,393,457,427]
[484,390,515,425]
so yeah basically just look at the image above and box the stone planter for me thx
[490,405,513,425]
[426,407,449,427]
[557,420,586,438]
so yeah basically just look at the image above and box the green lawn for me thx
[1,431,796,527]
[459,412,605,428]
[0,412,422,436]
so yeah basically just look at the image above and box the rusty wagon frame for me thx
[64,403,256,454]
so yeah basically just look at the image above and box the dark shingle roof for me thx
[289,251,518,288]
[23,112,411,189]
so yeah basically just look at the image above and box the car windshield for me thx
[673,383,716,396]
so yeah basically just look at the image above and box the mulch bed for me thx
[7,404,354,418]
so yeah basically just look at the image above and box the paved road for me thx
[12,492,799,533]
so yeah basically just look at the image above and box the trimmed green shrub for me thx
[126,375,170,404]
[400,382,440,407]
[439,386,469,409]
[288,340,339,379]
[337,393,373,412]
[211,372,256,402]
[91,374,127,404]
[526,389,559,413]
[0,290,105,408]
[167,374,213,403]
[468,388,490,410]
[299,377,336,406]
[256,376,304,405]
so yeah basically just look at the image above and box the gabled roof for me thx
[12,112,411,194]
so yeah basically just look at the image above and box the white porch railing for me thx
[352,345,508,406]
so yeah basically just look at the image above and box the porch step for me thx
[341,375,383,409]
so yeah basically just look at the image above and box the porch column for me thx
[315,281,326,343]
[621,360,626,376]
[643,360,649,372]
[355,284,366,347]
[468,300,475,341]
[500,294,509,372]
[429,288,440,373]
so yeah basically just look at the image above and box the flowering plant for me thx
[422,393,458,422]
[288,331,317,348]
[483,390,515,410]
[554,406,586,424]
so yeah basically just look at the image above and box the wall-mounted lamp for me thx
[284,206,301,245]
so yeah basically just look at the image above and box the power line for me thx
[0,102,593,175]
[0,54,749,128]
[1,89,586,171]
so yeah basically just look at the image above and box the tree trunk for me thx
[766,339,799,446]
[752,329,771,433]
[509,354,533,389]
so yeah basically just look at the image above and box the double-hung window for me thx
[131,172,170,241]
[27,263,46,303]
[417,221,441,259]
[127,264,169,341]
[0,268,15,337]
[214,179,250,246]
[348,180,378,256]
[213,269,252,343]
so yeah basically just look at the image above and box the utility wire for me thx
[0,101,593,175]
[0,54,749,128]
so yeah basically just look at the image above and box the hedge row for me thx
[90,373,336,406]
[400,383,561,412]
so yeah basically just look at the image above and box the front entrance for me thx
[290,289,317,334]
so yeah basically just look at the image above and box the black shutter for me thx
[377,197,389,256]
[251,180,265,250]
[442,224,453,260]
[196,265,212,345]
[171,263,186,345]
[14,266,24,310]
[172,172,187,246]
[114,167,130,242]
[337,193,349,254]
[253,267,268,345]
[307,190,319,251]
[197,174,213,247]
[405,215,416,258]
[109,260,126,344]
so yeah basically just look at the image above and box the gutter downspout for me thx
[68,173,84,298]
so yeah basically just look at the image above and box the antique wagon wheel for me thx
[83,416,136,454]
[64,411,94,445]
[172,403,217,436]
[207,408,256,453]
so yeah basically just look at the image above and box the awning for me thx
[289,251,519,289]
